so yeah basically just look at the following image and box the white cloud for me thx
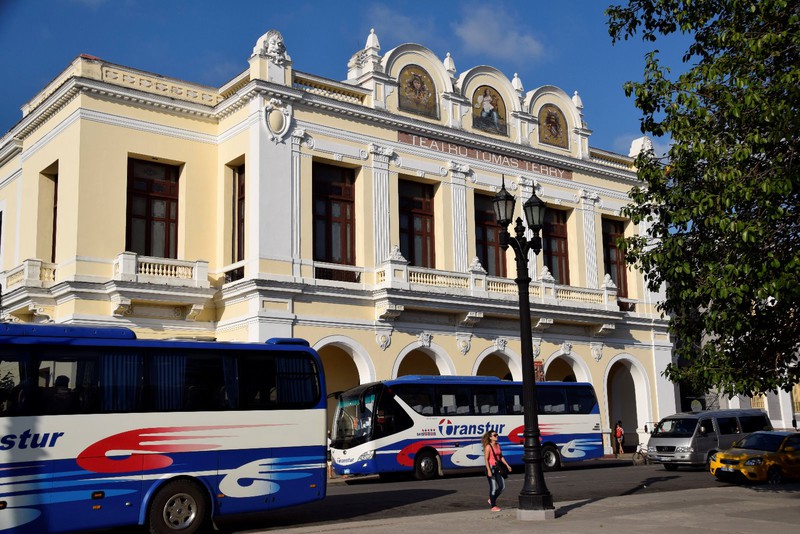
[452,4,544,63]
[365,4,438,50]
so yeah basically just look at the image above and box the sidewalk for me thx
[265,482,800,534]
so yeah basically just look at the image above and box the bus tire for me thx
[542,445,561,471]
[148,479,209,534]
[414,450,438,480]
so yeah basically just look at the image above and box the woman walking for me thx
[483,429,512,512]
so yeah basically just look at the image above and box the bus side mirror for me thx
[644,424,649,434]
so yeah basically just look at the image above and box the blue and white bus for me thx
[0,323,327,534]
[330,375,602,479]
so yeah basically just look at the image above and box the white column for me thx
[652,334,679,422]
[369,144,393,265]
[580,189,600,288]
[773,389,795,430]
[449,162,470,272]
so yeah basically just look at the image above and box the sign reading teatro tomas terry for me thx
[398,132,572,180]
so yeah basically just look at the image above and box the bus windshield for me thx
[331,385,377,448]
[652,417,698,437]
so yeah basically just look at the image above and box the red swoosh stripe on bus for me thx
[77,425,259,473]
[397,439,456,466]
[506,424,555,444]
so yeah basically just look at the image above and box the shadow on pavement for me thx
[553,497,603,518]
[619,475,680,496]
[214,488,457,532]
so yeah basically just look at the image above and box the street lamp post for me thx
[492,179,555,519]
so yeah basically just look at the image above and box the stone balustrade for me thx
[113,252,209,289]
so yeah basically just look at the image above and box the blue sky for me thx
[0,0,687,156]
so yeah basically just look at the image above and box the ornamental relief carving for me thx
[265,98,292,142]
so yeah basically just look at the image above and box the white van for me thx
[646,409,772,470]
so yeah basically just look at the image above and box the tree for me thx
[606,1,800,395]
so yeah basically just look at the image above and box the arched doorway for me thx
[397,349,440,376]
[475,352,511,378]
[544,358,576,381]
[317,344,360,429]
[606,357,649,452]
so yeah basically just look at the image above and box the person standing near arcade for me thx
[614,421,625,457]
[483,430,512,512]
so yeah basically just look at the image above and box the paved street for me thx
[83,459,800,534]
[241,483,800,534]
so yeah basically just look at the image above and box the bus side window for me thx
[471,386,499,415]
[43,375,78,414]
[504,385,524,414]
[537,386,567,414]
[566,385,597,414]
[394,384,435,415]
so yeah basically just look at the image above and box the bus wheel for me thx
[542,445,561,471]
[414,450,438,480]
[148,479,209,534]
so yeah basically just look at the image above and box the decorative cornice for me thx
[4,73,636,187]
[0,138,22,168]
[290,91,638,184]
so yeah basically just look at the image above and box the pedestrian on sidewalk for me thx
[483,429,511,512]
[614,421,625,457]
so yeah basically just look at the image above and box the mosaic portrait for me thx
[472,86,507,136]
[398,65,438,119]
[538,104,569,148]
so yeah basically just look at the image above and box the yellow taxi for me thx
[709,431,800,484]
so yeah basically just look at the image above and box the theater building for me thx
[1,28,792,446]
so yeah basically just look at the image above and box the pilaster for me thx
[449,161,471,272]
[580,189,600,288]
[370,143,394,267]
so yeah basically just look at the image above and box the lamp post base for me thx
[517,508,556,521]
[517,493,555,521]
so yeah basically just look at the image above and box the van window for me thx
[698,418,713,435]
[739,414,771,432]
[652,417,697,437]
[717,417,740,435]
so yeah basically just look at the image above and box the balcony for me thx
[107,252,215,320]
[113,252,210,288]
[0,259,58,322]
[376,261,617,309]
[1,259,57,291]
[294,254,651,324]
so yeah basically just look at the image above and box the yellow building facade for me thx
[0,29,696,450]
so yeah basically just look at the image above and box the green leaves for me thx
[608,0,800,395]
